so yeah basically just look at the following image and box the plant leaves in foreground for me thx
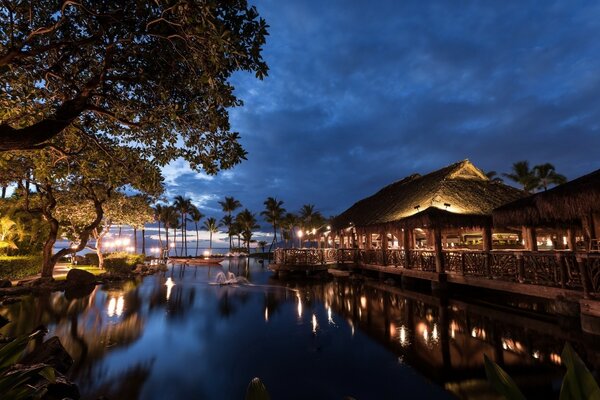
[484,354,527,400]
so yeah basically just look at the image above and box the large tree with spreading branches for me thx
[0,0,268,173]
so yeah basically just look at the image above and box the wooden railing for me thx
[273,248,600,296]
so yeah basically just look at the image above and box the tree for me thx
[533,163,567,191]
[485,170,503,183]
[173,195,194,256]
[235,209,258,254]
[281,213,298,248]
[0,131,163,277]
[258,240,268,253]
[503,161,539,194]
[154,204,164,249]
[189,207,205,256]
[0,0,268,176]
[219,197,242,250]
[261,197,285,253]
[298,205,325,247]
[59,193,154,268]
[202,217,220,251]
[159,205,179,255]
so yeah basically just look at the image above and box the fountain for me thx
[211,271,250,286]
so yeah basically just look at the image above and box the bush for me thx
[83,253,100,266]
[0,255,43,280]
[104,252,145,274]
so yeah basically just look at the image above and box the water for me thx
[1,259,598,399]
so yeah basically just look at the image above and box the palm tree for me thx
[282,213,298,248]
[485,170,503,183]
[203,217,221,250]
[236,209,259,254]
[258,240,268,253]
[189,207,204,256]
[299,204,323,246]
[173,195,193,256]
[503,161,539,193]
[154,204,164,249]
[218,196,242,250]
[160,206,179,255]
[220,214,235,251]
[533,163,567,191]
[261,197,286,253]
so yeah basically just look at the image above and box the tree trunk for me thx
[141,227,146,255]
[1,186,5,198]
[133,227,137,253]
[41,218,60,278]
[158,221,163,248]
[166,226,170,254]
[195,222,199,256]
[96,232,106,269]
[209,232,213,249]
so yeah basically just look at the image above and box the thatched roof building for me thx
[333,160,524,230]
[493,168,600,228]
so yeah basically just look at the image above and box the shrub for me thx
[83,253,100,266]
[0,255,42,280]
[104,252,145,274]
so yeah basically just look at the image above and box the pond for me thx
[1,259,599,399]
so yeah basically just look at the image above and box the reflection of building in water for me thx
[289,278,600,398]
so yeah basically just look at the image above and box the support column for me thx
[434,227,445,273]
[526,227,538,251]
[366,232,372,249]
[482,225,493,252]
[382,229,389,265]
[567,228,577,251]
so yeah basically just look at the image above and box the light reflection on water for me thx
[0,258,598,399]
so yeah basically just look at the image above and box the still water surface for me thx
[1,259,598,399]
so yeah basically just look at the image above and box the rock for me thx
[21,336,73,374]
[0,279,11,288]
[66,268,97,285]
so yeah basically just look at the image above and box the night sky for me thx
[162,0,600,227]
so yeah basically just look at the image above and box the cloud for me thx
[158,0,600,222]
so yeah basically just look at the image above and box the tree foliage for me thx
[0,0,268,173]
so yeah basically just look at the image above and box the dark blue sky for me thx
[162,0,600,223]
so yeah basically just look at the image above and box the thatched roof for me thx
[493,167,600,228]
[333,160,524,230]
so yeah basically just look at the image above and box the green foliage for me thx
[0,199,47,255]
[104,252,145,274]
[485,343,600,400]
[0,0,268,173]
[0,255,42,280]
[245,377,270,400]
[0,330,56,399]
[484,354,527,400]
[83,253,100,266]
[560,343,600,400]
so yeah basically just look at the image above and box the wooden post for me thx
[404,229,413,269]
[366,231,372,249]
[516,253,525,283]
[582,215,594,251]
[567,229,576,251]
[482,225,493,277]
[521,226,528,249]
[577,255,592,299]
[526,227,538,251]
[482,226,493,252]
[433,227,445,273]
[382,230,389,265]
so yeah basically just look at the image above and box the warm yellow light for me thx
[165,277,175,300]
[297,230,303,238]
[203,250,211,258]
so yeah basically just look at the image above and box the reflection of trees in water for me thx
[83,360,154,400]
[0,281,148,388]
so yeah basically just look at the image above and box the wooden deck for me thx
[272,248,600,318]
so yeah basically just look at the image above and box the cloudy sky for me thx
[162,0,600,228]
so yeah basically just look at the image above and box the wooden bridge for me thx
[272,248,600,321]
